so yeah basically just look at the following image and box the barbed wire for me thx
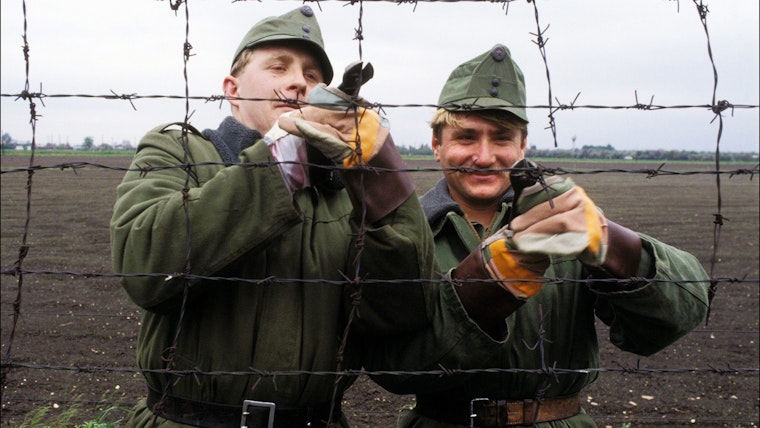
[1,0,758,425]
[2,267,757,288]
[2,361,758,379]
[1,160,758,177]
[3,90,758,111]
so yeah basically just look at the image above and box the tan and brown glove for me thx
[510,175,608,267]
[452,228,549,337]
[455,173,607,303]
[511,173,644,279]
[278,75,413,222]
[278,87,390,168]
[479,226,552,299]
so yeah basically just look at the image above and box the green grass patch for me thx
[17,399,129,428]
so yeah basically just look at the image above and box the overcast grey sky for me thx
[1,0,758,152]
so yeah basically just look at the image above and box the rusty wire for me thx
[1,0,758,425]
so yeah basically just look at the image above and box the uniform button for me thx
[491,46,506,61]
[300,5,314,17]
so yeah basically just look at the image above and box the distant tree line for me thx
[2,132,756,162]
[398,144,435,156]
[1,133,135,152]
[525,144,758,162]
[394,143,757,162]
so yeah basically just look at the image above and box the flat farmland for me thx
[1,154,758,427]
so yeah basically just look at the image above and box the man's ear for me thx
[223,75,240,109]
[432,134,441,162]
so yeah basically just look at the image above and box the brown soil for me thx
[1,155,758,427]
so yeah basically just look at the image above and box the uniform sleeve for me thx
[356,201,513,393]
[359,273,511,394]
[346,188,441,335]
[592,233,710,356]
[109,128,301,312]
[339,135,440,336]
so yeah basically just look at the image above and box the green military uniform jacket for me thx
[110,117,437,427]
[386,178,710,428]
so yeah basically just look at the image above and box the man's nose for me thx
[284,70,308,98]
[472,140,495,166]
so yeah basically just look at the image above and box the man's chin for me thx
[463,180,505,195]
[464,187,507,203]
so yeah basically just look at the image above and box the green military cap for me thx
[437,44,528,123]
[231,5,334,84]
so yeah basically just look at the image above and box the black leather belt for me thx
[147,386,339,428]
[415,392,581,427]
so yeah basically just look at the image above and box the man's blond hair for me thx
[430,109,528,141]
[230,49,256,77]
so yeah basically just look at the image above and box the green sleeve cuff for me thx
[635,244,655,278]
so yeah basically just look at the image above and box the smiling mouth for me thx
[455,166,497,175]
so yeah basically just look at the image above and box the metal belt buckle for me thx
[469,397,490,428]
[241,400,275,428]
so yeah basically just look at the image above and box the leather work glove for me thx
[278,83,390,168]
[509,175,608,267]
[278,62,414,223]
[452,227,550,338]
[479,226,551,299]
[510,163,645,282]
[451,161,605,336]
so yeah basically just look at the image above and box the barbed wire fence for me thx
[1,0,758,426]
